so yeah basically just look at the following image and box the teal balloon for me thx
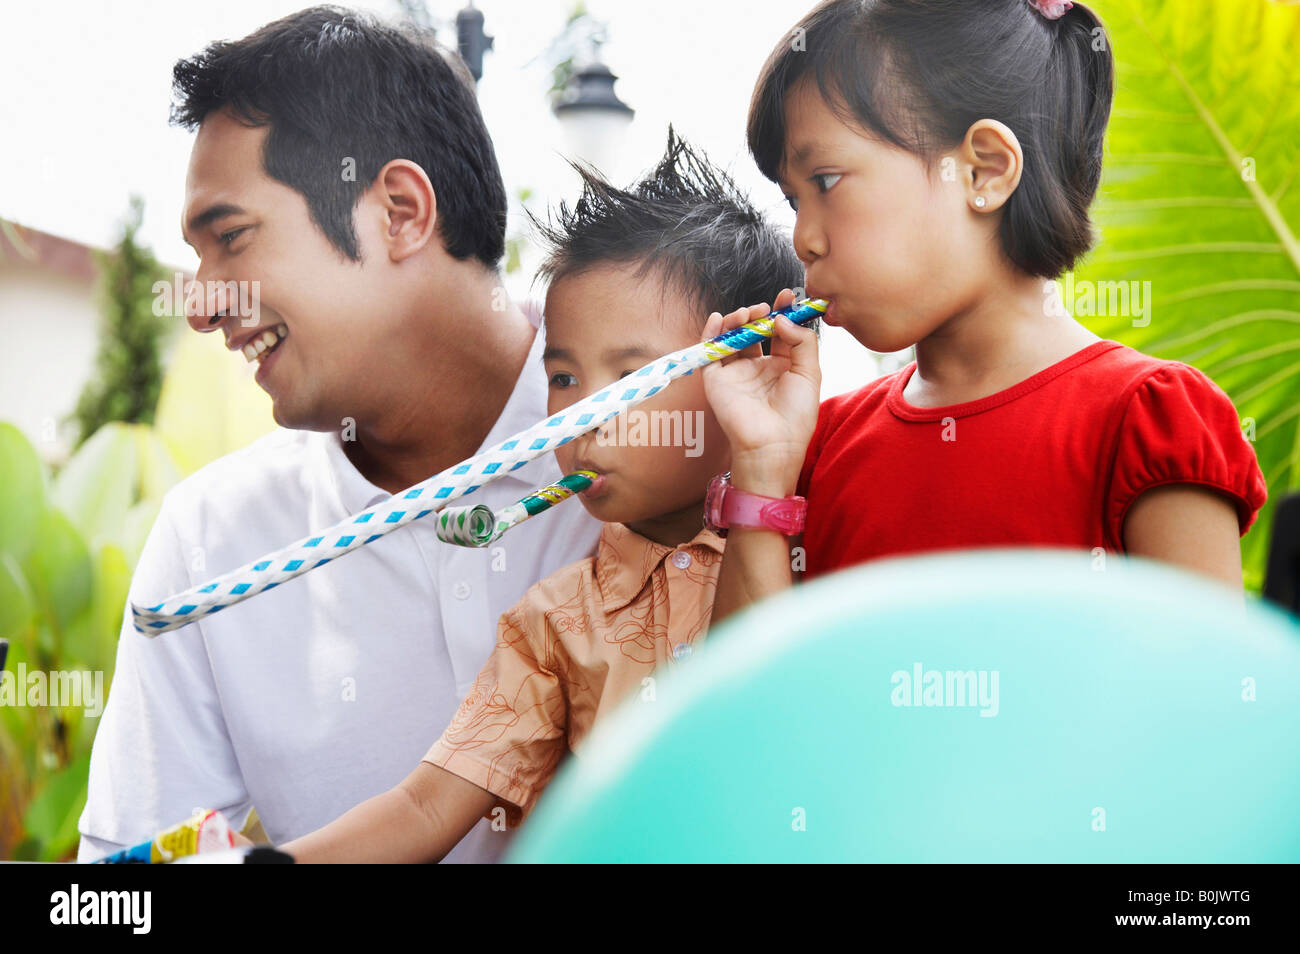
[508,550,1300,862]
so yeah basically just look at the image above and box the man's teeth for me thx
[243,325,288,362]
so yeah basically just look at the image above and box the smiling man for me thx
[77,7,602,863]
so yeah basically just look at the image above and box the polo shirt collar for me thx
[317,429,389,514]
[595,520,727,614]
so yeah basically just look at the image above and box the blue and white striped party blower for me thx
[131,299,826,635]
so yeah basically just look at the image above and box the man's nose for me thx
[184,273,229,333]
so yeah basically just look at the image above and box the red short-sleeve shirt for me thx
[795,340,1267,581]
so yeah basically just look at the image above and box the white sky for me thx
[0,0,887,397]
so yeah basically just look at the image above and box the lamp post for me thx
[456,3,493,83]
[552,60,634,178]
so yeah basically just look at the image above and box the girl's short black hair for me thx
[171,5,506,268]
[532,127,810,334]
[748,0,1115,278]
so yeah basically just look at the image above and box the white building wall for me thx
[0,264,103,462]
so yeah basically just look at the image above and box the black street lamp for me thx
[456,3,494,82]
[552,60,634,176]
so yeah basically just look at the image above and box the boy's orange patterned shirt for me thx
[422,520,725,826]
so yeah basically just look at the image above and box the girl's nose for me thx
[792,214,826,264]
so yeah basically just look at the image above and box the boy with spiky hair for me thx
[279,130,808,861]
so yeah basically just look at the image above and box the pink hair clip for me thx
[1027,0,1073,19]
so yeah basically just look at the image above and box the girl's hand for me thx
[701,287,821,495]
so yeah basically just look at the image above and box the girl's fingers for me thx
[772,314,820,383]
[724,305,755,329]
[740,304,768,358]
[716,304,763,361]
[767,289,812,360]
[701,311,722,341]
[778,314,814,345]
[767,289,798,354]
[709,309,746,366]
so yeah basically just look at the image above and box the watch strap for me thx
[721,481,806,534]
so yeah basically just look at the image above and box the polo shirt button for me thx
[453,580,471,600]
[672,643,693,660]
[671,550,692,569]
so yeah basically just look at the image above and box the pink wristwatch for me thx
[704,472,806,537]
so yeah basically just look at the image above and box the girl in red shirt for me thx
[702,0,1267,620]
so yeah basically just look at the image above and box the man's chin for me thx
[268,401,292,429]
[267,399,317,432]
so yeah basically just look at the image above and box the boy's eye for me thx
[218,227,248,248]
[549,370,633,389]
[811,173,842,193]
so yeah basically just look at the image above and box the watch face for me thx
[704,474,728,534]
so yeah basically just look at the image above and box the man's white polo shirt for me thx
[77,316,603,863]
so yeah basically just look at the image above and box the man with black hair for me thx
[77,6,602,864]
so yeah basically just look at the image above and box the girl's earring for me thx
[974,195,988,209]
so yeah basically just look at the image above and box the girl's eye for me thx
[784,194,799,213]
[218,227,248,248]
[812,173,842,193]
[549,372,577,389]
[618,370,634,380]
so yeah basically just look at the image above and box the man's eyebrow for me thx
[183,203,246,243]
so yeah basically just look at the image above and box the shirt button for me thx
[671,550,692,569]
[452,580,471,600]
[672,643,693,661]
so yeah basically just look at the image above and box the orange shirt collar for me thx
[594,521,726,614]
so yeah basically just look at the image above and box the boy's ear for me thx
[959,119,1024,214]
[371,158,439,262]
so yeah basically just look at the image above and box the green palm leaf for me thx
[1079,0,1300,588]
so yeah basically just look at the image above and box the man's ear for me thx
[958,119,1023,214]
[372,159,438,262]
